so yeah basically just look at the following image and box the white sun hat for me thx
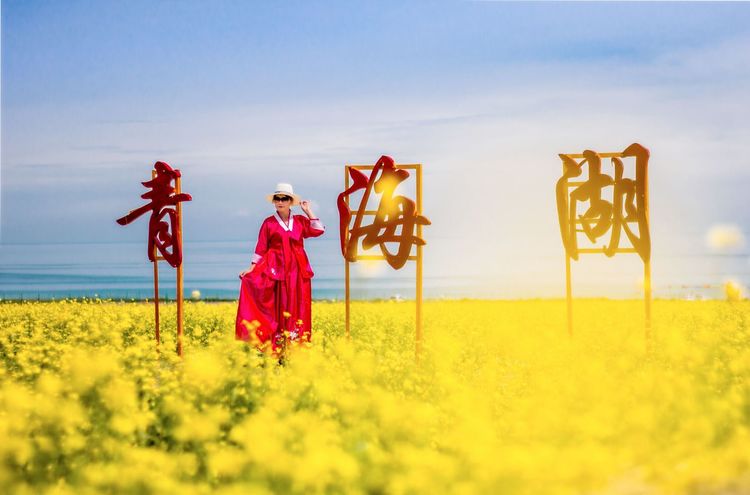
[266,183,301,206]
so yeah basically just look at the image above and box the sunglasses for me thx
[273,195,292,202]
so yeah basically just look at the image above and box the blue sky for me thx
[2,1,750,288]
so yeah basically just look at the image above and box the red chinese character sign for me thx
[338,155,431,360]
[117,161,192,356]
[556,143,651,341]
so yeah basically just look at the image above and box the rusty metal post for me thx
[175,176,184,357]
[416,164,423,362]
[151,169,161,348]
[563,165,573,338]
[644,261,652,346]
[344,166,351,340]
[153,244,161,346]
[566,254,573,338]
[643,161,652,347]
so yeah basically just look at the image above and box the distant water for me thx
[0,239,422,301]
[0,239,748,300]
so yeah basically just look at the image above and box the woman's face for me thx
[273,195,293,214]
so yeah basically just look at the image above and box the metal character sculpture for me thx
[338,156,431,269]
[556,143,651,341]
[117,161,193,268]
[117,161,192,356]
[337,155,431,359]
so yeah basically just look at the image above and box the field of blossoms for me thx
[1,299,749,495]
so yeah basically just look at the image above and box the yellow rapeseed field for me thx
[1,299,749,494]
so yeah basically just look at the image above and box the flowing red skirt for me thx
[235,260,312,351]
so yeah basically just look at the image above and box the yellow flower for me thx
[1,299,749,493]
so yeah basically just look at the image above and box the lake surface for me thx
[0,238,748,300]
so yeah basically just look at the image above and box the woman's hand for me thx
[239,264,255,279]
[300,200,315,218]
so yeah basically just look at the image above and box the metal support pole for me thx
[344,166,351,339]
[644,259,652,345]
[416,165,423,362]
[566,254,573,338]
[563,168,573,338]
[153,245,160,346]
[642,157,652,348]
[176,176,184,357]
[151,169,161,348]
[345,260,351,339]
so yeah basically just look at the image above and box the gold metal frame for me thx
[343,163,424,360]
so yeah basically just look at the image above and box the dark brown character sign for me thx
[117,161,192,268]
[338,155,431,269]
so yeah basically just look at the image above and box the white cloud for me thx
[3,31,750,295]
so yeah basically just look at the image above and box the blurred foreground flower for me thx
[4,299,750,494]
[724,279,745,302]
[191,290,201,300]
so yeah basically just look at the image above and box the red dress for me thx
[235,213,325,350]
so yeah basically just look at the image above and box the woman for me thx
[235,183,325,351]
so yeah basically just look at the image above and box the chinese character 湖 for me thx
[556,143,650,262]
